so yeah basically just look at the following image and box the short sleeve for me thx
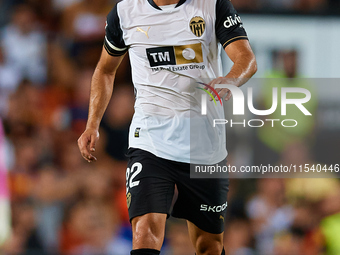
[104,4,128,56]
[215,0,248,48]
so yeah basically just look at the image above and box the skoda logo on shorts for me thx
[127,192,132,209]
[190,16,205,37]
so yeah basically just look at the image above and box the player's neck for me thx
[153,0,180,6]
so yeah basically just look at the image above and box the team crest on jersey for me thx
[190,16,205,37]
[127,192,131,209]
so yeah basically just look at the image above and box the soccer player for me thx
[78,0,257,254]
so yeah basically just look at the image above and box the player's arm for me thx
[78,49,125,162]
[78,3,128,162]
[208,0,257,100]
[210,40,257,100]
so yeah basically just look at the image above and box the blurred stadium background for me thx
[0,0,340,254]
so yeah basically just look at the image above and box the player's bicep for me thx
[215,0,248,49]
[96,46,126,75]
[225,39,255,64]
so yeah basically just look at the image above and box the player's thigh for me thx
[187,220,224,255]
[131,213,167,250]
[126,148,175,221]
[126,149,176,249]
[172,175,229,234]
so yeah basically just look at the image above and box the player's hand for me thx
[205,77,236,101]
[77,128,99,163]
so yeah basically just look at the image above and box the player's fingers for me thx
[215,88,223,98]
[77,136,87,155]
[82,150,97,162]
[88,154,97,162]
[210,88,223,101]
[83,148,97,162]
[204,80,212,90]
[218,88,229,99]
[78,136,94,162]
[79,146,91,162]
[205,78,218,90]
[224,90,232,101]
[82,153,91,163]
[207,78,219,89]
[89,134,97,152]
[215,88,222,93]
[207,79,222,100]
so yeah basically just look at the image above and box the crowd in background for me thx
[232,0,339,14]
[0,0,340,254]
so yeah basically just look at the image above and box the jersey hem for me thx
[128,146,227,165]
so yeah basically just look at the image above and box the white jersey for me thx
[104,0,248,164]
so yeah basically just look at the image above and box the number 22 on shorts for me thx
[126,162,142,193]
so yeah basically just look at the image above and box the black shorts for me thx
[125,148,229,234]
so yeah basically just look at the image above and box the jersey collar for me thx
[147,0,187,10]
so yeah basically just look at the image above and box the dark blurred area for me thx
[0,0,340,255]
[230,0,339,14]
